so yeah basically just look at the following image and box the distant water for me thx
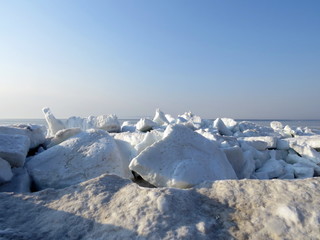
[1,119,320,130]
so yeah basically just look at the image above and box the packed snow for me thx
[0,107,320,239]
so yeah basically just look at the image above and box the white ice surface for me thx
[0,134,30,167]
[0,124,46,149]
[136,118,157,132]
[129,124,237,188]
[27,129,130,190]
[153,109,169,126]
[213,118,233,136]
[0,174,319,239]
[0,158,13,183]
[47,128,82,148]
[0,167,30,193]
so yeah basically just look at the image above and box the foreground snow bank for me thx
[0,174,319,239]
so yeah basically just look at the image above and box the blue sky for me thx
[1,0,319,119]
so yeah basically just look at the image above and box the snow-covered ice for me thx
[27,129,131,190]
[129,124,237,188]
[0,124,46,149]
[1,107,320,238]
[0,158,13,183]
[136,118,157,132]
[0,174,319,239]
[0,133,30,167]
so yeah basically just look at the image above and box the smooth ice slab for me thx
[0,124,46,149]
[0,158,13,183]
[129,124,237,188]
[0,134,30,167]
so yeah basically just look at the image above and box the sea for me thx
[1,119,320,130]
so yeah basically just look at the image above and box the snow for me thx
[0,174,319,239]
[136,118,157,132]
[2,108,320,238]
[221,118,238,132]
[47,127,82,148]
[0,134,30,167]
[42,107,65,136]
[277,135,320,150]
[135,130,163,154]
[213,118,233,136]
[153,108,169,126]
[129,124,237,188]
[222,146,247,179]
[0,158,13,183]
[121,121,136,132]
[239,136,277,149]
[26,129,131,190]
[43,107,121,136]
[0,167,31,193]
[0,124,46,149]
[95,114,120,132]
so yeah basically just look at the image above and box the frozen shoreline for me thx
[1,108,320,239]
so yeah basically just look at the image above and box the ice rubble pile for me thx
[1,107,320,193]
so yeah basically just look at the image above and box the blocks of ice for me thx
[135,130,163,154]
[0,134,30,167]
[129,124,237,188]
[255,151,286,179]
[121,121,136,132]
[95,114,120,132]
[26,129,130,190]
[213,118,233,136]
[221,118,238,132]
[153,109,169,126]
[239,136,277,150]
[0,167,31,193]
[42,107,66,136]
[43,107,121,135]
[0,158,13,183]
[136,118,157,132]
[290,143,320,164]
[222,146,252,179]
[277,135,320,150]
[0,124,46,149]
[47,128,82,148]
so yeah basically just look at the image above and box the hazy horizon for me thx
[1,1,319,119]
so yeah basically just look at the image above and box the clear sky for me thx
[1,0,319,119]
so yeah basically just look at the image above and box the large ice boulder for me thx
[42,107,66,136]
[65,114,121,133]
[0,134,30,167]
[0,124,46,149]
[0,158,13,183]
[238,136,277,150]
[277,135,320,150]
[121,121,136,132]
[153,109,169,126]
[0,167,31,193]
[43,107,121,135]
[222,146,254,179]
[95,114,120,132]
[26,129,131,190]
[213,118,233,136]
[129,124,237,188]
[135,130,163,154]
[47,128,82,148]
[136,118,157,132]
